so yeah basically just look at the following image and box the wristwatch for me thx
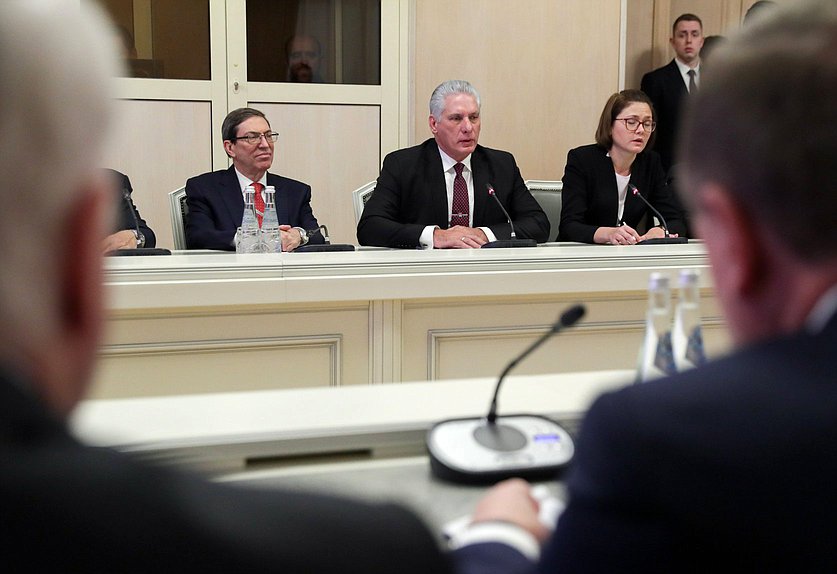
[132,229,146,248]
[296,227,309,246]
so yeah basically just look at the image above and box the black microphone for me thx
[107,188,171,256]
[122,187,142,244]
[628,183,688,245]
[481,183,537,248]
[426,304,586,483]
[292,224,356,252]
[486,304,585,424]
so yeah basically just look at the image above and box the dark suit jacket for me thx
[641,59,689,173]
[107,169,156,248]
[558,144,685,243]
[0,366,452,573]
[185,166,323,250]
[356,139,549,248]
[454,312,837,573]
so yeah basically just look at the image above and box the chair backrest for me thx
[168,186,187,250]
[352,181,376,224]
[525,180,563,242]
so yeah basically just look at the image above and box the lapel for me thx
[470,146,490,226]
[597,148,622,225]
[625,153,648,223]
[267,173,290,224]
[421,140,451,227]
[219,166,245,226]
[666,60,688,96]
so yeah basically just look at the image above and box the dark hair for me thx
[673,13,703,34]
[680,0,837,261]
[700,35,726,63]
[744,1,777,26]
[595,89,656,150]
[221,107,269,142]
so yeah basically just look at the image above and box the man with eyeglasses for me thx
[185,107,323,251]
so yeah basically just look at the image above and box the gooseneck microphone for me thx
[426,304,586,483]
[106,188,171,256]
[486,304,585,424]
[122,187,142,245]
[481,183,537,248]
[628,183,688,245]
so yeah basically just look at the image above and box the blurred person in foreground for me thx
[0,2,450,572]
[451,1,837,571]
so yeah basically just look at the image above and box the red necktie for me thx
[252,182,264,228]
[450,163,469,227]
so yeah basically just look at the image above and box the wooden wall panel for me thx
[255,102,381,246]
[99,99,213,249]
[413,0,621,182]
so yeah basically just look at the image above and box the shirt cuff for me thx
[447,521,541,561]
[420,225,437,249]
[479,226,497,243]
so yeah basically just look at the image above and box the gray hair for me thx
[679,0,837,262]
[0,0,118,360]
[429,80,481,120]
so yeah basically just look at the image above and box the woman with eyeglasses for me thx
[558,89,686,244]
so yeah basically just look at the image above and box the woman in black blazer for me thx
[558,90,686,244]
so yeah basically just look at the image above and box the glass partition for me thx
[246,0,381,85]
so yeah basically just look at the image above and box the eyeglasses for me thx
[231,131,279,144]
[615,117,656,133]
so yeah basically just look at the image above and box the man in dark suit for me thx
[357,80,549,248]
[640,13,703,173]
[102,169,156,251]
[451,1,837,571]
[0,3,452,572]
[185,107,323,251]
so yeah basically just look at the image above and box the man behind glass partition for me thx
[0,2,452,571]
[286,34,323,83]
[357,80,549,249]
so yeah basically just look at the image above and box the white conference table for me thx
[95,243,725,399]
[73,369,636,529]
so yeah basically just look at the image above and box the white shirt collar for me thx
[674,58,700,87]
[437,146,472,174]
[233,167,268,194]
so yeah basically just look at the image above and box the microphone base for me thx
[481,239,538,249]
[292,243,355,252]
[637,237,688,245]
[427,414,575,484]
[106,248,172,256]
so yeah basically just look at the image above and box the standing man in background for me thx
[641,13,704,174]
[357,80,549,248]
[0,2,452,572]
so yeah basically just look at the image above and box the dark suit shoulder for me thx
[266,172,310,192]
[186,168,235,188]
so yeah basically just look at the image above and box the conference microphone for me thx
[628,183,688,245]
[481,183,537,248]
[426,304,586,484]
[107,187,170,256]
[292,224,356,252]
